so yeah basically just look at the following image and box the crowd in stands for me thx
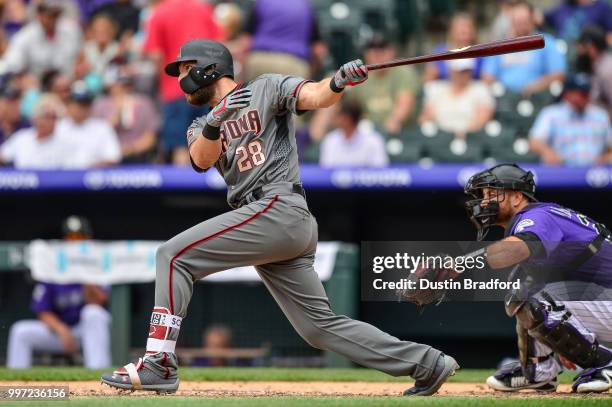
[0,0,609,170]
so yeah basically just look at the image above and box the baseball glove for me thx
[397,254,456,306]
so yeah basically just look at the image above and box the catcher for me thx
[401,163,612,393]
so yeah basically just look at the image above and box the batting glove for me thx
[330,59,368,92]
[206,88,252,127]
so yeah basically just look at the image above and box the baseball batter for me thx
[101,40,458,396]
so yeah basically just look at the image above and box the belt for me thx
[236,183,306,208]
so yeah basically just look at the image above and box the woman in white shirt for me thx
[419,58,495,138]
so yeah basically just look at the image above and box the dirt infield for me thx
[2,381,611,398]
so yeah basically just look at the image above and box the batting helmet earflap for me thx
[165,39,234,94]
[464,163,537,240]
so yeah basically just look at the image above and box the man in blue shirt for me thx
[482,1,566,95]
[529,74,611,166]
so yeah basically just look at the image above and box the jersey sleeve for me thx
[30,283,53,314]
[268,74,312,116]
[185,116,212,173]
[511,209,564,256]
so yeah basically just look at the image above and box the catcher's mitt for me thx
[397,254,456,306]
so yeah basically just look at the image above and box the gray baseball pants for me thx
[145,183,441,381]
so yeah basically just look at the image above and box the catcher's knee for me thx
[517,298,612,368]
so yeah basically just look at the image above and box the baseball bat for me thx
[366,34,545,71]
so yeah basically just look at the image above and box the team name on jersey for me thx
[220,109,262,141]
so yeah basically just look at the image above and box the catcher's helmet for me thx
[464,164,536,240]
[165,39,234,94]
[61,215,93,239]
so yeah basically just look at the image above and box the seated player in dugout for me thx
[101,39,460,396]
[441,164,611,393]
[6,216,111,369]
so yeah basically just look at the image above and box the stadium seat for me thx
[494,91,522,122]
[418,123,453,154]
[419,124,484,163]
[487,137,539,163]
[467,121,517,158]
[354,0,398,37]
[386,128,423,163]
[429,137,484,163]
[316,3,361,67]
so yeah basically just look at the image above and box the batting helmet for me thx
[464,164,537,240]
[165,39,234,94]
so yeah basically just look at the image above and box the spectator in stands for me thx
[77,13,122,94]
[43,70,72,108]
[349,36,418,136]
[1,0,81,78]
[529,74,611,166]
[0,85,29,144]
[75,0,114,23]
[489,0,521,41]
[309,36,418,142]
[424,13,484,81]
[419,58,495,137]
[577,25,612,113]
[55,83,121,168]
[142,0,223,165]
[91,0,141,39]
[482,1,566,96]
[320,101,388,168]
[92,66,159,163]
[240,0,326,81]
[6,216,111,369]
[0,94,63,169]
[545,0,612,44]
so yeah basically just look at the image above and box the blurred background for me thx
[0,0,610,371]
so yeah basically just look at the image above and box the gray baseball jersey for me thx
[129,73,444,389]
[186,74,310,208]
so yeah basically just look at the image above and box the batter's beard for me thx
[186,85,215,106]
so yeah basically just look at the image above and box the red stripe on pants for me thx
[168,195,279,314]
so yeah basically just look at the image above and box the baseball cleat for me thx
[486,362,558,392]
[101,358,179,394]
[403,354,460,396]
[572,367,612,393]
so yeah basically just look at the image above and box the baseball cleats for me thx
[101,357,179,394]
[486,362,558,392]
[403,353,459,396]
[572,366,612,393]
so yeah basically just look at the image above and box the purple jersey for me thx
[508,202,612,287]
[30,283,85,326]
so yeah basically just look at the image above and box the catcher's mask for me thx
[464,163,537,240]
[165,39,234,94]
